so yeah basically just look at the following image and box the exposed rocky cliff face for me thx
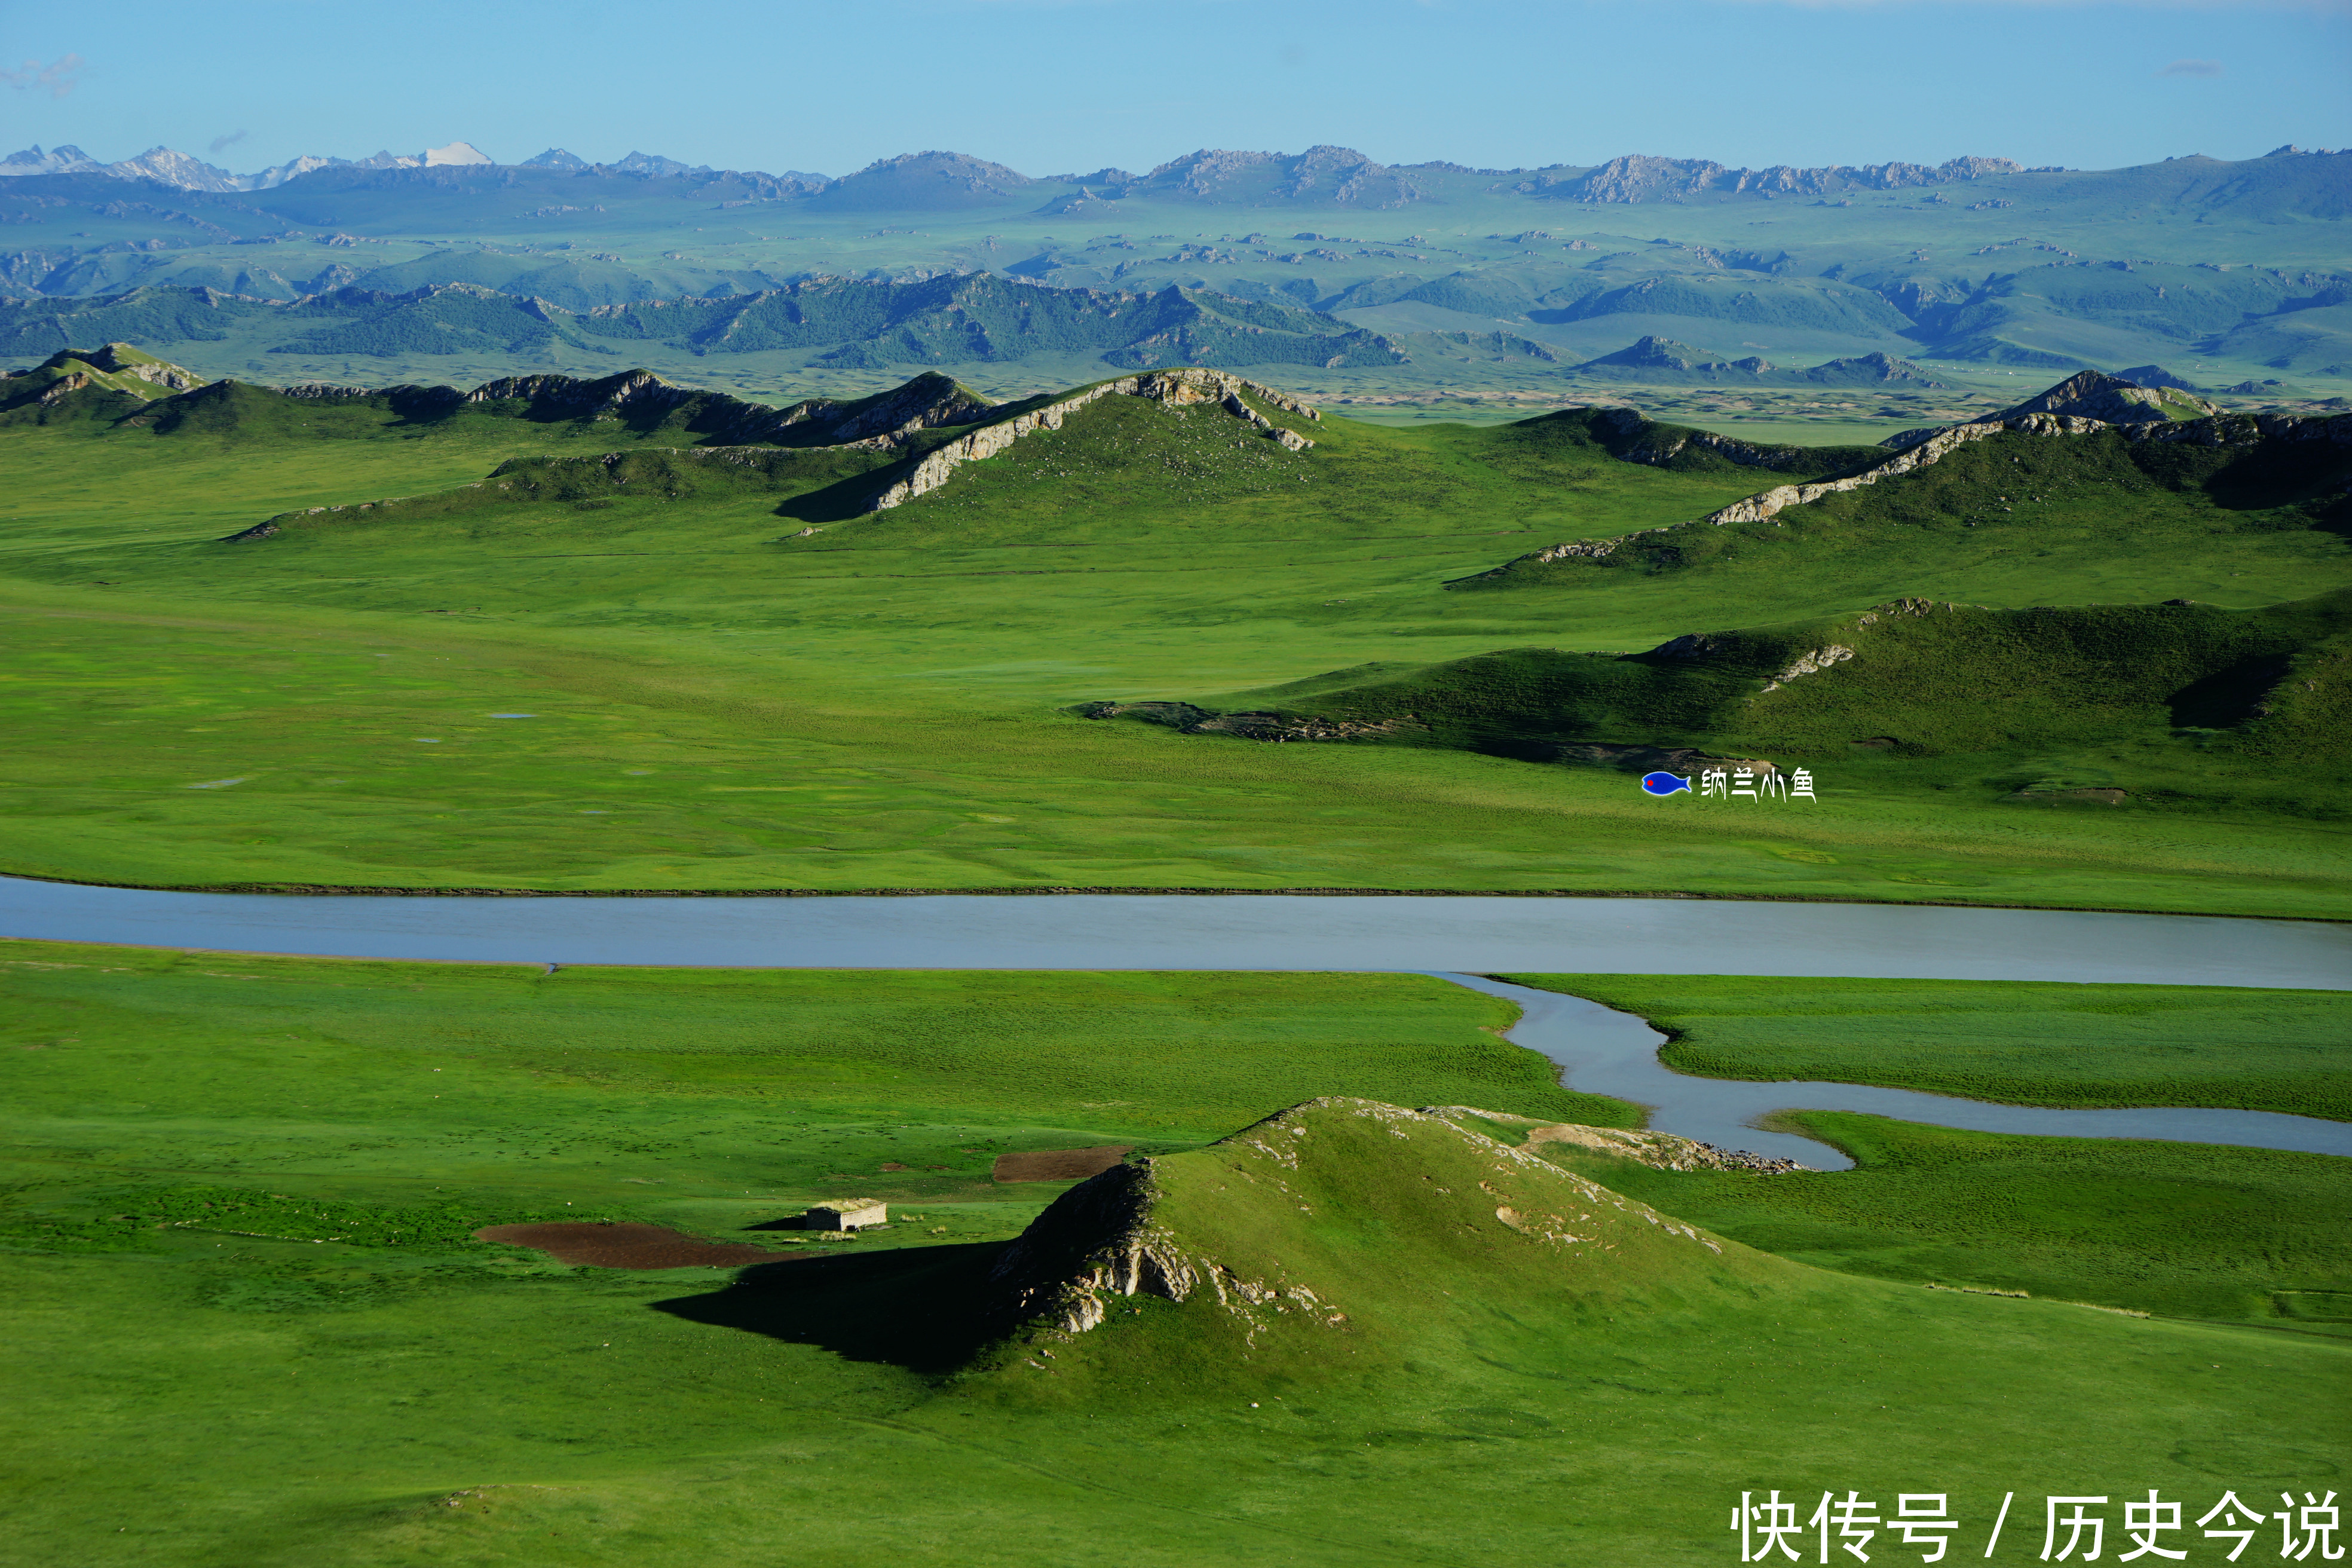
[55,341,204,388]
[1472,382,2350,581]
[0,341,206,414]
[1995,369,2218,423]
[986,1160,1190,1335]
[1423,1108,1811,1174]
[866,368,1316,512]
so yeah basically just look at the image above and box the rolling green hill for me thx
[8,350,992,452]
[1070,376,2352,815]
[0,341,207,422]
[1100,592,2352,815]
[2,356,2348,911]
[906,1098,2348,1549]
[1456,375,2345,593]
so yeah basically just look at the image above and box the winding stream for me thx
[1444,973,2352,1169]
[2,875,2344,1166]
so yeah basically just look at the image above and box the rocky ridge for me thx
[866,368,1316,512]
[1584,405,1827,471]
[464,368,991,448]
[0,341,207,413]
[1518,154,2027,204]
[1474,373,2348,581]
[232,366,991,451]
[1423,1107,1812,1173]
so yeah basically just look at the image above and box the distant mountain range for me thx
[7,135,2344,213]
[0,276,1441,375]
[1,140,2344,389]
[0,277,2095,390]
[5,137,2343,228]
[0,140,831,195]
[0,139,2082,207]
[0,140,503,194]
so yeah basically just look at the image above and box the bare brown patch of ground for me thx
[993,1146,1131,1183]
[475,1221,804,1269]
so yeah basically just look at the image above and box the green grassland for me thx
[1154,593,2352,827]
[1465,418,2352,602]
[1538,1114,2352,1325]
[1095,411,2352,832]
[4,941,2345,1566]
[1491,975,2352,1119]
[1,363,2348,911]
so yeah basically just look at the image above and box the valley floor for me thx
[3,945,2344,1567]
[2,382,2347,916]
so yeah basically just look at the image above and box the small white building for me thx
[803,1200,887,1231]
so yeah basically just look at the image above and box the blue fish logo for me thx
[1640,772,1692,797]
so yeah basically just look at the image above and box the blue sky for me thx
[2,0,2346,179]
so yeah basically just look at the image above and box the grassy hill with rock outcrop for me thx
[728,1094,2349,1541]
[4,355,2350,911]
[0,341,207,423]
[1084,590,2352,818]
[1454,375,2350,605]
[8,353,994,453]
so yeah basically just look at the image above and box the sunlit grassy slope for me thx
[1149,591,2352,829]
[1493,974,2352,1119]
[0,366,2346,910]
[5,942,2344,1567]
[1539,1113,2352,1324]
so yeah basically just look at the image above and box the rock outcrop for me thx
[1423,1108,1812,1174]
[987,1161,1201,1335]
[0,342,207,414]
[1475,387,2351,580]
[1757,644,1856,694]
[986,1098,1749,1346]
[866,368,1317,512]
[1995,369,2218,424]
[56,342,206,390]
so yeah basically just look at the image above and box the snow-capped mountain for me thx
[0,140,497,192]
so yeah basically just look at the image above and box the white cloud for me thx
[0,54,84,99]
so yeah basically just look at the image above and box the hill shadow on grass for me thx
[651,1240,1009,1376]
[2169,653,2297,729]
[774,464,909,525]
